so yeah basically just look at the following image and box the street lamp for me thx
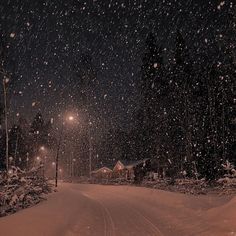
[55,114,76,187]
[88,122,92,179]
[40,146,45,151]
[39,146,47,177]
[59,168,63,180]
[72,158,76,178]
[68,116,74,121]
[26,152,29,170]
[9,156,13,167]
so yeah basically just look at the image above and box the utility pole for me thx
[2,76,9,172]
[0,38,10,172]
[14,130,19,166]
[88,118,92,179]
[89,132,92,179]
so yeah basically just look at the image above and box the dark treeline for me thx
[97,21,236,180]
[0,112,55,170]
[135,29,235,180]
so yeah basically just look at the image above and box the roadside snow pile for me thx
[140,161,236,195]
[216,160,236,195]
[206,196,236,234]
[0,166,52,217]
[142,178,208,195]
[173,178,207,194]
[217,177,236,195]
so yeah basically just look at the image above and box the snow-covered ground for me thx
[0,183,235,236]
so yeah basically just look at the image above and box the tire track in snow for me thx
[101,189,164,236]
[130,207,164,236]
[82,193,116,236]
[83,191,163,236]
[118,200,164,236]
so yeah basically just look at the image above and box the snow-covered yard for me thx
[0,183,235,236]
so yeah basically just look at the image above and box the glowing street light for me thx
[68,116,74,121]
[59,168,63,180]
[40,146,45,151]
[26,152,29,170]
[9,156,13,163]
[39,146,47,177]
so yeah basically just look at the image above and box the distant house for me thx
[91,167,112,179]
[112,160,126,178]
[113,159,151,181]
[150,159,168,179]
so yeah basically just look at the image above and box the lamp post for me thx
[9,156,13,169]
[55,114,76,187]
[55,124,63,187]
[72,158,76,178]
[26,152,29,171]
[39,146,46,177]
[59,168,63,180]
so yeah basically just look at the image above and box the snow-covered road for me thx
[0,183,235,236]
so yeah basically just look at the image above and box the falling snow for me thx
[0,0,235,235]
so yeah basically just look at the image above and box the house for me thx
[112,160,126,178]
[149,159,168,179]
[91,166,112,179]
[113,159,151,181]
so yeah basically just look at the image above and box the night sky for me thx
[0,0,230,130]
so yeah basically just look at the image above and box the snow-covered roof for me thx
[113,160,126,171]
[91,166,112,174]
[117,158,150,169]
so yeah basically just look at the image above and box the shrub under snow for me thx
[0,166,52,217]
[217,160,236,194]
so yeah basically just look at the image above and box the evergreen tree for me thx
[30,112,44,135]
[138,32,164,161]
[29,113,54,168]
[8,124,29,169]
[169,30,194,176]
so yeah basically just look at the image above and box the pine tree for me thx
[138,33,164,161]
[8,124,29,169]
[29,113,53,168]
[169,30,194,176]
[30,112,44,135]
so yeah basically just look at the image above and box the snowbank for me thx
[205,196,236,235]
